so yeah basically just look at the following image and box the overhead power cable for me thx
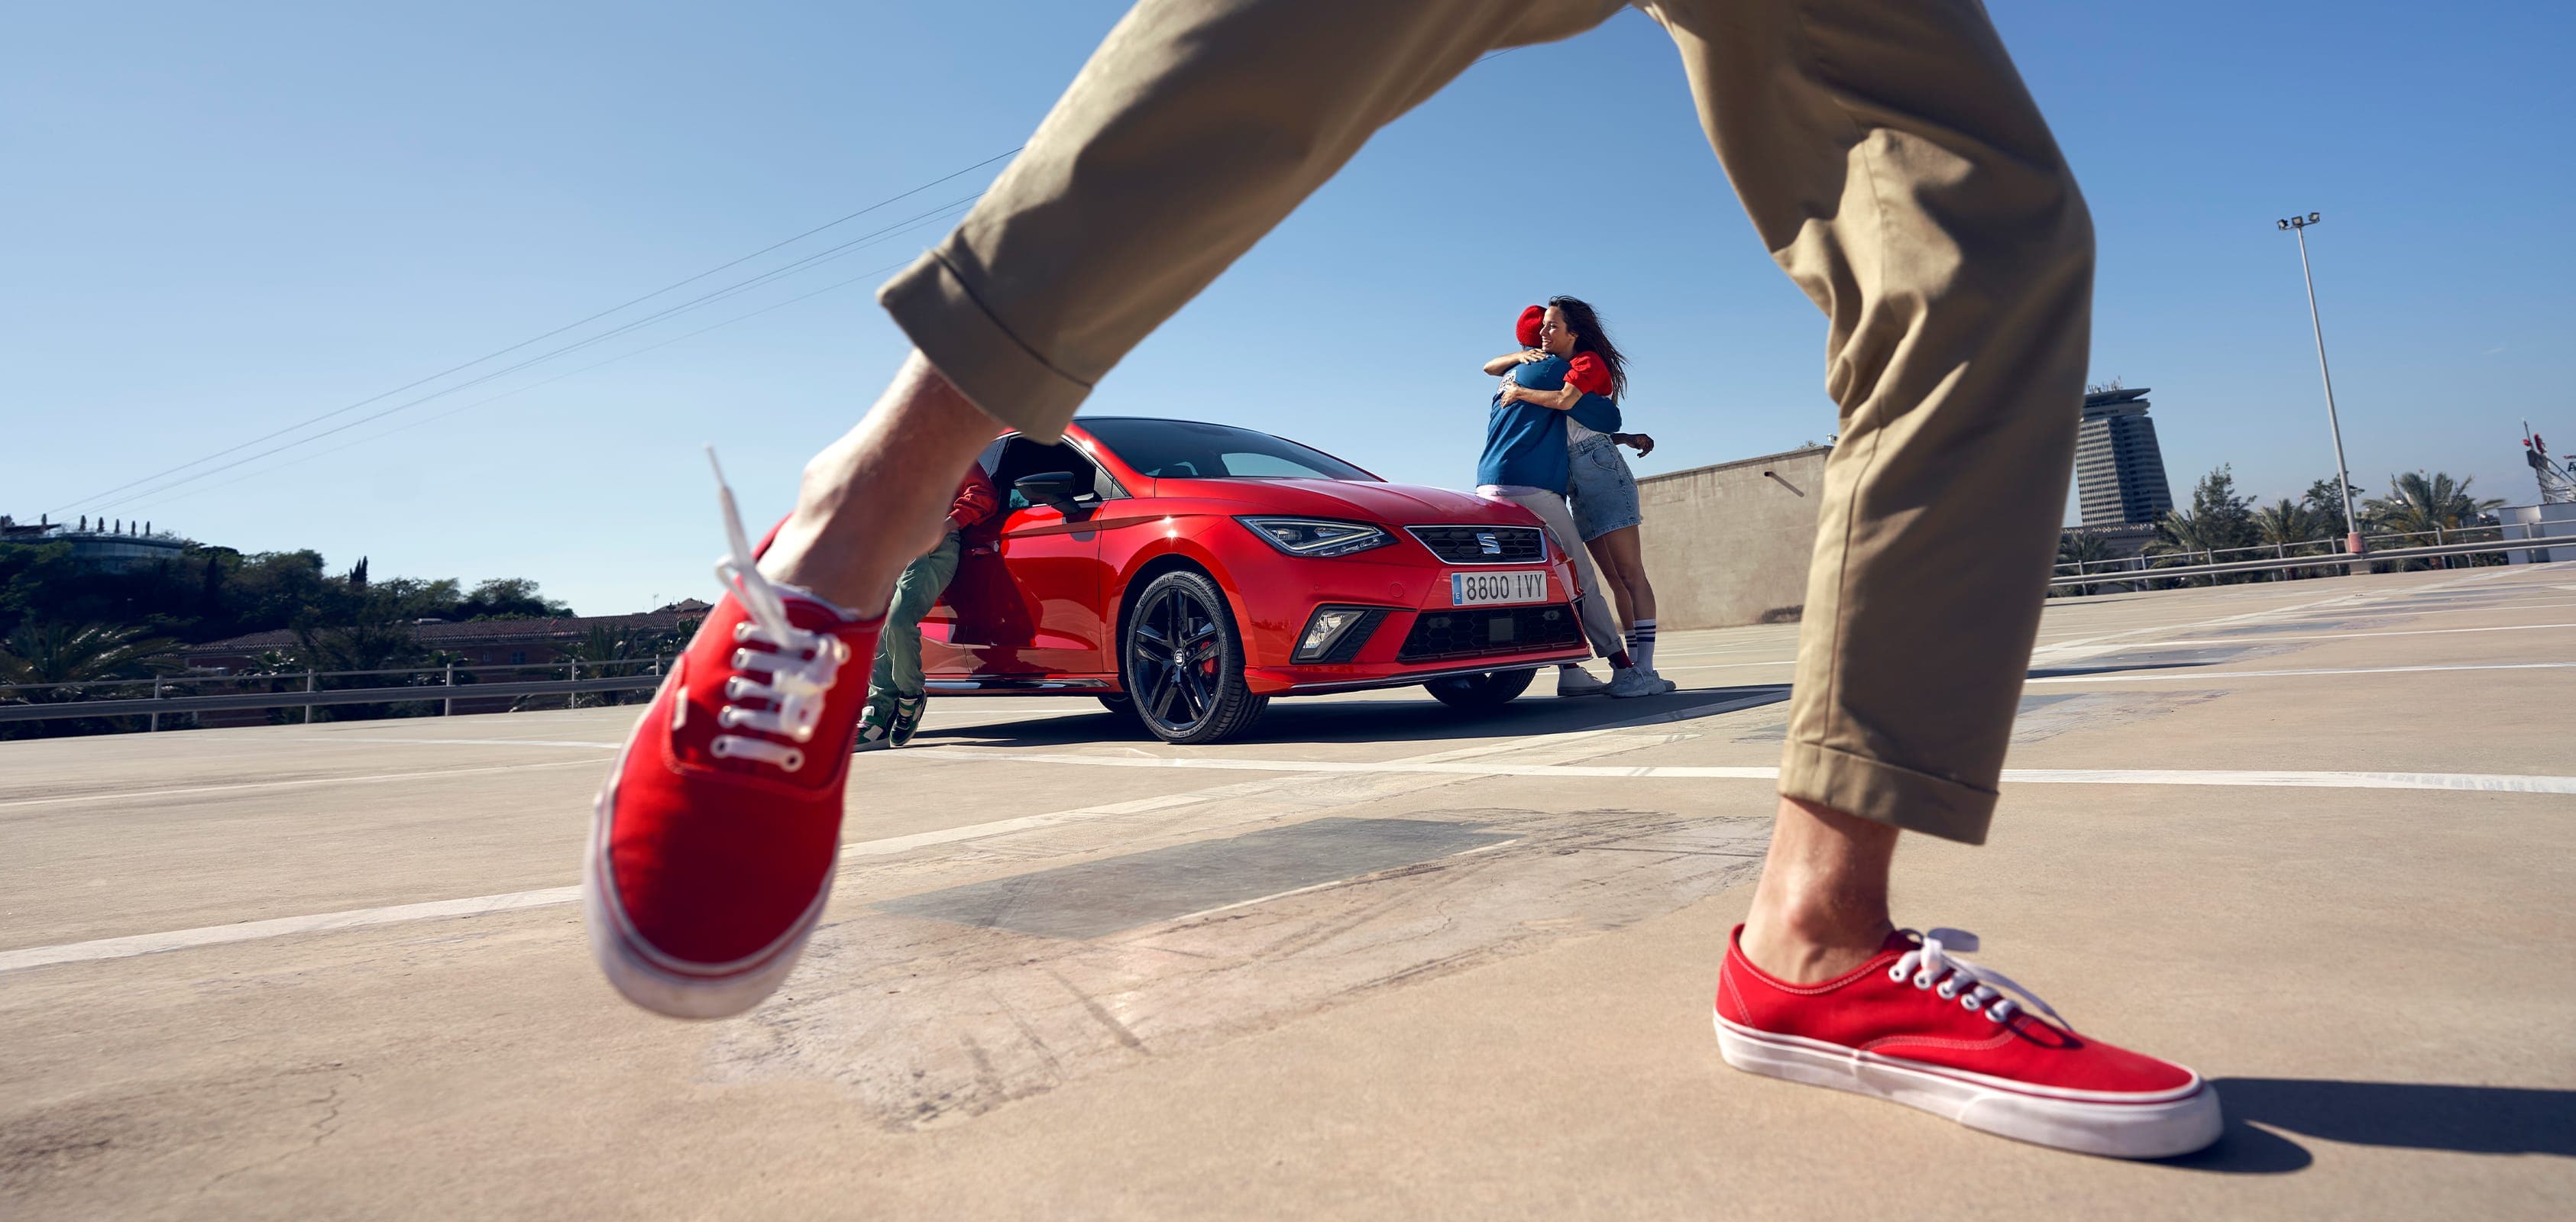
[132,255,921,512]
[53,147,1022,515]
[89,196,977,513]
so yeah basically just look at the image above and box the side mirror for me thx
[1014,471,1086,515]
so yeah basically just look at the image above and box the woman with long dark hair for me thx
[1484,296,1672,693]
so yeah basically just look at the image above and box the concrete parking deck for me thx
[5,564,2572,1219]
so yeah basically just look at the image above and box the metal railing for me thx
[0,658,672,728]
[2049,533,2574,591]
[2055,523,2511,577]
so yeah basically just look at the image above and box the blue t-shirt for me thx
[1476,354,1622,493]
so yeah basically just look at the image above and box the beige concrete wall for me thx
[1630,445,1830,630]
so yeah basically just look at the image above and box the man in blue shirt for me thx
[1474,353,1661,698]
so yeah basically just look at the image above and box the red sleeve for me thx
[949,465,1000,529]
[1565,353,1613,396]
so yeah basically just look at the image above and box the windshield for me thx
[1080,419,1377,482]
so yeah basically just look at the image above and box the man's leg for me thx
[1642,0,2089,971]
[1649,0,2218,1157]
[765,353,998,616]
[1503,490,1628,664]
[596,0,1633,1020]
[870,534,963,703]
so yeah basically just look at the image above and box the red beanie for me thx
[1515,305,1545,348]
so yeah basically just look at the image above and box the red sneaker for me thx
[584,455,882,1019]
[1714,926,2222,1158]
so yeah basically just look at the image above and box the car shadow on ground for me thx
[907,684,1794,751]
[2157,1078,2576,1174]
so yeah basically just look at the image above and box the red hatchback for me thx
[917,417,1594,743]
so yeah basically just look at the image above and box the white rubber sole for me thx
[582,713,836,1020]
[1714,1013,2223,1159]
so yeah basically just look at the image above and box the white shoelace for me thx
[1886,928,2067,1027]
[703,449,848,774]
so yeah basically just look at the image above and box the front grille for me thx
[1396,603,1582,662]
[1407,525,1546,564]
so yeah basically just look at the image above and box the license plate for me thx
[1450,570,1549,607]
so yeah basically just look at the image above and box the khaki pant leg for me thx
[1500,490,1626,660]
[879,0,1628,438]
[1642,0,2093,843]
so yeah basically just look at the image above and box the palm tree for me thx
[2251,499,2332,580]
[2146,509,2235,586]
[2054,531,2115,596]
[0,622,180,738]
[0,621,178,693]
[2364,472,2504,568]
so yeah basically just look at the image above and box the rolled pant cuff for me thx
[879,246,1090,442]
[1777,740,1995,845]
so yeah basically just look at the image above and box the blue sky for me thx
[7,2,2570,614]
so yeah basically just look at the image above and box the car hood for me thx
[1153,478,1526,526]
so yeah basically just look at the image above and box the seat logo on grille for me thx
[1476,532,1502,555]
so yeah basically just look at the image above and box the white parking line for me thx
[0,693,1793,975]
[13,703,2567,975]
[2025,661,2576,684]
[919,751,2576,794]
[0,760,600,810]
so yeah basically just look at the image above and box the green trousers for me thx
[869,531,963,707]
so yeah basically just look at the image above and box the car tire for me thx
[1121,569,1267,745]
[1423,668,1538,710]
[1095,692,1145,730]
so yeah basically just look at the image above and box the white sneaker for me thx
[1649,670,1680,693]
[1555,666,1610,697]
[1608,667,1662,698]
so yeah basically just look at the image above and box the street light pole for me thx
[2277,211,2364,555]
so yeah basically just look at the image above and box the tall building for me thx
[2075,386,2173,526]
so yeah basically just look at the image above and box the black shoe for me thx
[888,695,927,748]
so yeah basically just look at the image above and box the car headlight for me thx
[1234,516,1393,558]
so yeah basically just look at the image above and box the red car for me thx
[918,417,1594,743]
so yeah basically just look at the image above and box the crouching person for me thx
[857,463,998,748]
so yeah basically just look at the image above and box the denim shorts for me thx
[1567,434,1642,541]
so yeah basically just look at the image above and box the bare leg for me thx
[759,351,1003,613]
[1738,796,1900,983]
[1587,525,1657,625]
[1583,534,1638,629]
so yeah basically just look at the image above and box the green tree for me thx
[2301,476,2363,525]
[2183,466,2257,551]
[0,620,178,689]
[2364,472,2505,567]
[457,577,571,620]
[0,620,180,738]
[2147,510,2237,586]
[2053,532,2115,597]
[2251,499,2334,580]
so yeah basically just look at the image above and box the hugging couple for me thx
[1476,296,1671,699]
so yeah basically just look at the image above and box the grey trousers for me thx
[1486,488,1627,662]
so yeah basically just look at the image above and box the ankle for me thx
[1740,900,1895,984]
[1739,796,1901,984]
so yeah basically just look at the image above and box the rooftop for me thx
[6,562,2571,1218]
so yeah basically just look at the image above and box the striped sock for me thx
[1627,619,1658,672]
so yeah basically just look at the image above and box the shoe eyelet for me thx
[1913,973,1934,989]
[1983,1007,2006,1023]
[1937,982,1958,999]
[733,622,757,642]
[1887,967,1906,983]
[1961,995,1982,1010]
[710,737,736,758]
[781,749,805,771]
